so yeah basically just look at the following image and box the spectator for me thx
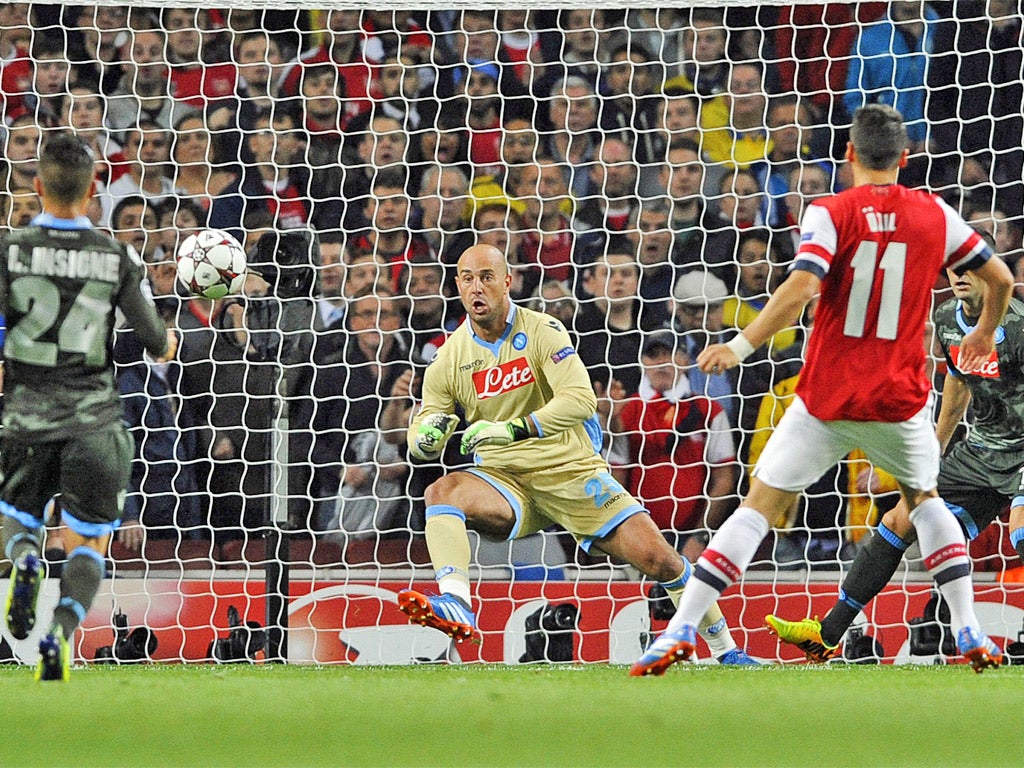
[532,9,605,97]
[415,164,473,265]
[397,256,462,364]
[700,61,771,171]
[436,10,530,111]
[967,207,1023,274]
[170,111,244,239]
[713,168,766,230]
[207,279,279,546]
[114,328,203,550]
[310,111,408,233]
[470,114,537,215]
[543,75,599,198]
[153,196,205,267]
[342,250,390,300]
[458,62,506,179]
[0,185,40,230]
[659,139,735,286]
[348,167,434,289]
[59,85,123,187]
[238,108,310,231]
[598,43,661,156]
[280,9,373,126]
[314,231,348,330]
[513,158,576,286]
[630,197,676,321]
[207,30,290,162]
[527,277,578,330]
[294,62,347,169]
[624,9,687,82]
[70,4,130,95]
[843,1,940,152]
[780,161,836,250]
[369,51,432,133]
[307,287,412,534]
[929,1,1024,216]
[610,330,738,559]
[664,7,730,97]
[13,32,72,127]
[409,107,471,188]
[723,229,797,353]
[98,121,176,228]
[669,269,738,423]
[497,9,542,90]
[231,30,288,116]
[640,87,702,193]
[574,250,645,393]
[110,195,162,263]
[575,136,641,236]
[473,202,530,297]
[760,94,822,228]
[773,4,886,119]
[1,114,41,193]
[162,7,237,108]
[105,22,190,133]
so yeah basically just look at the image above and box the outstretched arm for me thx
[698,269,819,373]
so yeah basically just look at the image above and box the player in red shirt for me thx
[632,104,1014,676]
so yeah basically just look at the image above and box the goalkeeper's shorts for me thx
[462,455,646,554]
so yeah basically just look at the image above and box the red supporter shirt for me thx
[521,217,574,284]
[171,63,238,107]
[619,394,734,531]
[793,184,990,422]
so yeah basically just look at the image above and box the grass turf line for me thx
[1,663,1018,767]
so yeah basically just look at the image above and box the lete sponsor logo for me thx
[950,346,1000,378]
[473,357,534,399]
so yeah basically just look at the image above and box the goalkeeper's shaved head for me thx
[37,132,95,205]
[458,243,509,278]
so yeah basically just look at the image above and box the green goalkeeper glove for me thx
[460,417,532,455]
[410,413,459,461]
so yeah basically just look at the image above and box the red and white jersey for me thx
[793,184,990,422]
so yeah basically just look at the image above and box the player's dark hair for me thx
[38,131,95,204]
[850,104,907,171]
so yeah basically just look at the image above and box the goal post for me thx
[1,1,1022,666]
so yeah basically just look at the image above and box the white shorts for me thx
[752,396,939,493]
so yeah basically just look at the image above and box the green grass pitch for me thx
[3,662,1019,767]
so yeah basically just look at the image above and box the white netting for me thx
[1,3,1023,666]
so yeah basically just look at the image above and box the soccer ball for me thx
[175,228,247,300]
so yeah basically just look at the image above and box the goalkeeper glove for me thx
[410,413,459,461]
[460,417,531,455]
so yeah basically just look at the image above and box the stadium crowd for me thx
[1,2,1022,570]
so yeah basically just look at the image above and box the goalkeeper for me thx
[400,244,756,665]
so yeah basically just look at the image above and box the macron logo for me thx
[473,357,534,399]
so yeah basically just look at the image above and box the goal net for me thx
[2,1,1023,666]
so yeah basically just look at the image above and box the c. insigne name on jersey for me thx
[8,245,120,283]
[473,357,534,399]
[950,345,1000,378]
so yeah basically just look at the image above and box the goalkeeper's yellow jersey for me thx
[410,303,601,472]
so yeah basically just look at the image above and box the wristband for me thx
[725,334,756,362]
